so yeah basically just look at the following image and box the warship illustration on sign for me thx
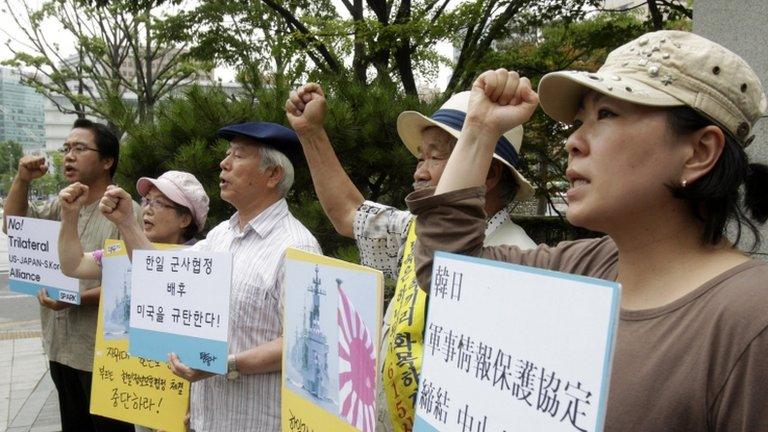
[104,265,131,338]
[290,265,331,399]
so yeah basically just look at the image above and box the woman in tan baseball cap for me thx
[407,30,768,431]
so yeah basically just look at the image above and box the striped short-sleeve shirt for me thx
[188,198,321,432]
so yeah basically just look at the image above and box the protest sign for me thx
[282,248,383,432]
[130,249,231,374]
[414,252,621,432]
[6,216,80,304]
[90,240,189,431]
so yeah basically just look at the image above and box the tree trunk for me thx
[394,0,417,95]
[352,0,367,83]
[143,6,155,124]
[647,0,664,30]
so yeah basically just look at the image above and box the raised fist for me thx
[17,155,48,182]
[99,185,135,227]
[58,182,90,215]
[285,83,327,135]
[467,69,539,137]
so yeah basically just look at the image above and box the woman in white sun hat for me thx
[58,170,210,279]
[407,30,768,431]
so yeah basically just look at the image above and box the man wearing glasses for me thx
[3,118,140,432]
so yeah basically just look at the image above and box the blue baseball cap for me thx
[216,122,302,165]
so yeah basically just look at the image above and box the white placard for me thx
[6,216,80,304]
[129,249,231,373]
[414,252,621,432]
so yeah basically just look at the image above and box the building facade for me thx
[0,68,45,152]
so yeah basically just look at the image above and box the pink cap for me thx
[136,171,209,233]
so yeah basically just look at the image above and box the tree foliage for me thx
[102,1,692,258]
[1,0,212,134]
[599,0,692,30]
[114,80,435,257]
[0,140,23,195]
[166,0,602,97]
[0,140,23,176]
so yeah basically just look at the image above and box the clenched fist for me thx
[17,155,48,182]
[466,69,539,138]
[59,182,90,215]
[99,185,135,227]
[285,83,327,135]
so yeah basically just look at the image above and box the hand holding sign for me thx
[37,288,71,311]
[100,185,136,228]
[168,353,214,383]
[59,182,90,215]
[17,155,48,182]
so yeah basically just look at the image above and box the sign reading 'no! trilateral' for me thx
[7,216,80,304]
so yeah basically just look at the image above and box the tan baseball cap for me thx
[538,30,767,146]
[397,91,534,201]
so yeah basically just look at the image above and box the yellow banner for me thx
[383,221,426,432]
[90,239,189,431]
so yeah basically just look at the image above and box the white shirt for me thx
[188,198,321,432]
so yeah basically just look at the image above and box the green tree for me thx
[0,140,23,175]
[114,80,434,257]
[1,0,212,134]
[0,140,23,196]
[115,3,692,253]
[168,0,601,97]
[598,0,692,30]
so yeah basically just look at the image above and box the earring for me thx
[681,179,688,188]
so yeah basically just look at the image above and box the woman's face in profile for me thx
[562,91,690,233]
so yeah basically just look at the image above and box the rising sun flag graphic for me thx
[338,283,376,431]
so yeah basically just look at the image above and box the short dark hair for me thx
[667,106,768,248]
[72,118,119,178]
[173,204,197,242]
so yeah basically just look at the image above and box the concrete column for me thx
[694,1,768,260]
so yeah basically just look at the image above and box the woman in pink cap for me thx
[407,31,768,431]
[58,170,209,278]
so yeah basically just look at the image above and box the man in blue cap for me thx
[286,84,536,432]
[99,122,321,432]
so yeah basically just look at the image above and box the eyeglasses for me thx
[140,197,176,210]
[58,143,101,156]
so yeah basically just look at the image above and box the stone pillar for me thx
[694,1,768,260]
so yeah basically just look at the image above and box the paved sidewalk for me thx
[0,335,61,432]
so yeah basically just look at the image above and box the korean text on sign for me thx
[413,252,620,432]
[129,250,232,374]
